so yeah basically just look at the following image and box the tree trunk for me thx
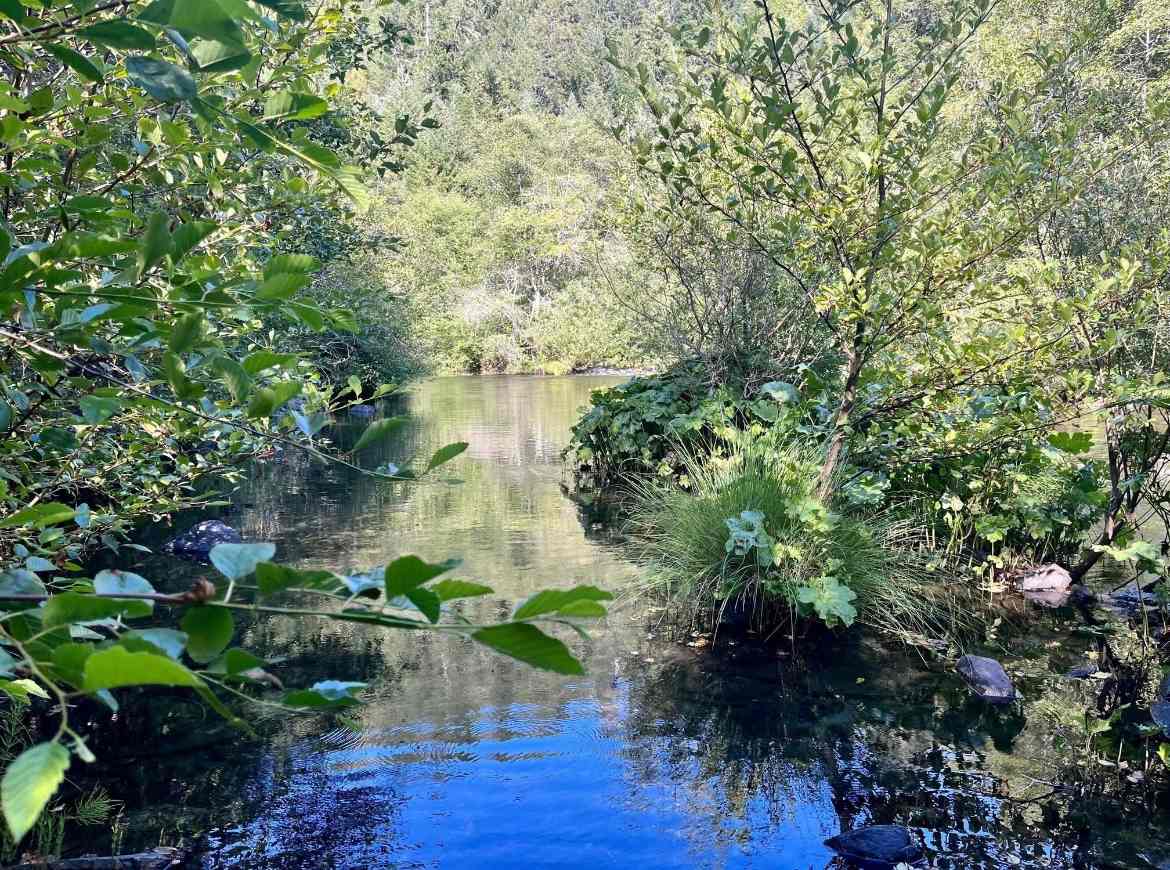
[817,350,864,499]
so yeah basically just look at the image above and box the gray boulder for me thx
[1018,564,1072,592]
[957,654,1016,703]
[163,520,241,562]
[825,825,923,867]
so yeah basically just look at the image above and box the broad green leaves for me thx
[352,416,407,453]
[83,646,202,690]
[80,20,157,51]
[180,607,234,663]
[795,575,858,628]
[209,542,275,581]
[426,442,469,472]
[472,624,584,675]
[2,742,71,843]
[512,586,613,621]
[0,503,75,529]
[384,556,456,598]
[264,92,330,121]
[284,680,365,709]
[124,56,197,102]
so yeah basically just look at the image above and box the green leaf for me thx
[49,643,94,687]
[170,220,216,261]
[83,646,201,690]
[283,680,365,709]
[179,606,234,663]
[93,570,155,616]
[120,629,187,660]
[254,562,338,597]
[79,395,120,424]
[125,55,197,102]
[2,742,70,842]
[190,39,251,72]
[263,91,329,121]
[352,416,407,452]
[162,352,204,401]
[245,382,300,418]
[264,253,318,278]
[80,20,157,50]
[0,570,46,596]
[512,585,613,621]
[137,210,172,276]
[210,357,252,402]
[212,650,265,678]
[426,441,469,472]
[138,0,246,49]
[254,0,307,20]
[759,381,800,404]
[209,542,275,581]
[42,593,149,627]
[405,587,441,623]
[472,624,584,675]
[242,351,297,375]
[255,272,309,301]
[384,556,456,598]
[45,44,103,83]
[430,579,492,602]
[1048,431,1094,454]
[0,503,75,529]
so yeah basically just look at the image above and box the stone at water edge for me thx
[1017,563,1073,592]
[824,825,924,867]
[163,519,242,562]
[956,654,1017,703]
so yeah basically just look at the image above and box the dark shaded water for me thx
[74,376,1170,868]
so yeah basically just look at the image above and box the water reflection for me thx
[81,376,1170,869]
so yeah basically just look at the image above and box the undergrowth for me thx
[627,431,968,646]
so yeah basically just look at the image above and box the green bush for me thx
[628,430,960,644]
[565,364,768,485]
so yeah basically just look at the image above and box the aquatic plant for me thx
[627,431,960,643]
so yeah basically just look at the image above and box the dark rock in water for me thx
[1152,702,1170,737]
[348,404,376,417]
[1103,582,1159,617]
[956,654,1016,703]
[163,520,241,562]
[1018,563,1072,593]
[825,825,923,867]
[1152,675,1170,736]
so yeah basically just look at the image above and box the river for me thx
[73,375,1170,869]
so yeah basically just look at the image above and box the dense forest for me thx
[2,0,1170,866]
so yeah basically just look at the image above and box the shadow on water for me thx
[69,376,1170,869]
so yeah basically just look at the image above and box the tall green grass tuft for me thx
[627,431,964,645]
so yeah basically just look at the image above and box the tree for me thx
[613,0,1169,499]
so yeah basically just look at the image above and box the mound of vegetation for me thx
[629,430,961,644]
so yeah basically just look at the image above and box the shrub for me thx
[627,431,961,645]
[565,363,791,485]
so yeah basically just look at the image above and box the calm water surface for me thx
[83,376,1170,869]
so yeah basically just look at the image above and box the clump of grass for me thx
[627,431,965,645]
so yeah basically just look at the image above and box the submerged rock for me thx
[1018,563,1073,593]
[824,825,923,867]
[956,654,1016,703]
[163,520,241,562]
[1152,675,1170,737]
[1103,582,1159,617]
[348,404,376,417]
